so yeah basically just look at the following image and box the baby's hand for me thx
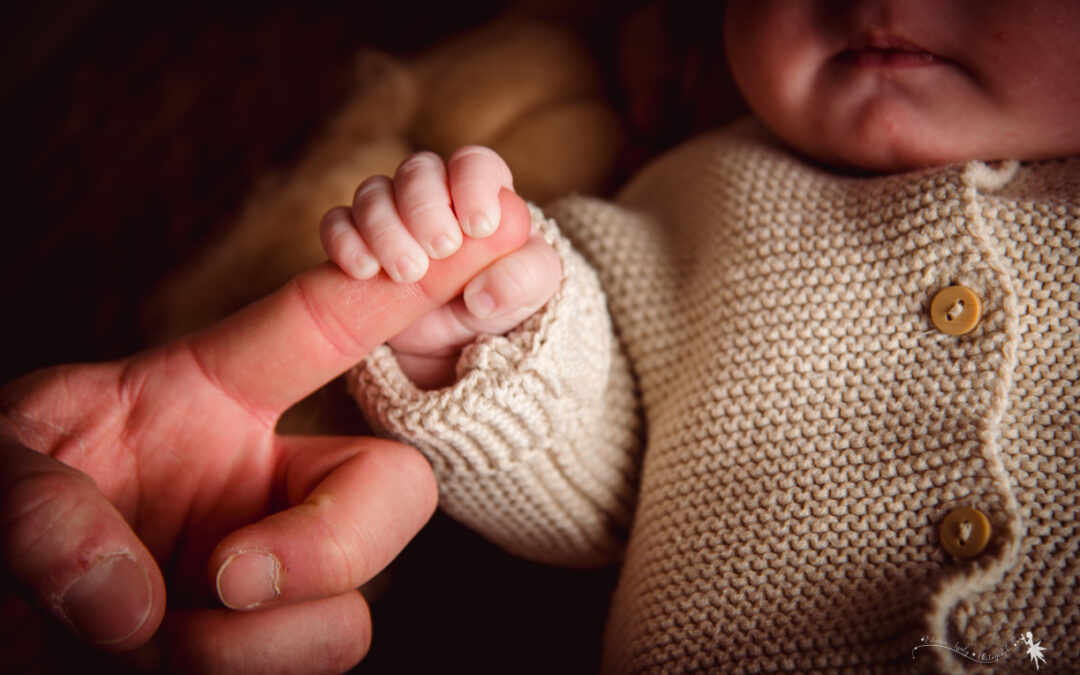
[321,146,561,388]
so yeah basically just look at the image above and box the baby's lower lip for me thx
[835,47,941,68]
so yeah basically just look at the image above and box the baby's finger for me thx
[392,152,462,260]
[384,232,560,382]
[447,146,514,238]
[352,176,429,284]
[461,231,562,329]
[388,233,560,359]
[319,207,380,280]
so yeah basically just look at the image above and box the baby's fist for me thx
[321,146,514,283]
[321,147,561,388]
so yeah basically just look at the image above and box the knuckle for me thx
[309,495,374,585]
[319,206,349,230]
[1,469,96,564]
[352,175,391,207]
[494,245,560,305]
[374,442,438,515]
[319,209,352,246]
[449,145,512,186]
[514,248,550,290]
[491,259,532,302]
[394,158,452,231]
[399,200,447,229]
[448,145,494,164]
[394,152,442,178]
[360,225,403,255]
[287,273,378,362]
[352,206,402,249]
[537,242,563,290]
[321,227,348,256]
[354,203,393,234]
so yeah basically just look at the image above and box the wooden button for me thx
[930,286,982,336]
[940,507,992,558]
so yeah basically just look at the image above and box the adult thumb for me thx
[0,437,166,651]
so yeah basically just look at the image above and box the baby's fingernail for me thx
[394,255,424,283]
[216,551,282,610]
[465,212,497,238]
[429,233,459,259]
[61,553,153,645]
[465,289,497,319]
[352,253,380,279]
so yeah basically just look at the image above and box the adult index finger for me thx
[180,188,530,420]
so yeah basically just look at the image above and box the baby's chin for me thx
[823,132,1080,173]
[761,93,1013,174]
[786,110,1080,173]
[815,142,964,175]
[781,119,1000,175]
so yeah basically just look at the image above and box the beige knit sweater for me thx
[350,119,1079,673]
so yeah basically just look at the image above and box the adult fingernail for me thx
[465,289,497,319]
[216,551,282,610]
[61,554,153,645]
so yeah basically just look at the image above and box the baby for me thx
[321,2,1080,673]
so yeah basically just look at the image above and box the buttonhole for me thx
[957,520,973,546]
[946,300,965,322]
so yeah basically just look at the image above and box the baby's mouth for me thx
[834,35,944,68]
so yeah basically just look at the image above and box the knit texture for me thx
[350,119,1079,673]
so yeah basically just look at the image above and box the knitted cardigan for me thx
[350,120,1079,674]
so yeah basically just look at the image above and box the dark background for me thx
[2,0,516,382]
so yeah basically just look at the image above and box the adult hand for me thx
[0,191,530,674]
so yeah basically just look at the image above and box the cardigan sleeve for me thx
[348,204,642,567]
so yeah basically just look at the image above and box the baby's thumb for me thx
[0,437,165,651]
[461,229,562,330]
